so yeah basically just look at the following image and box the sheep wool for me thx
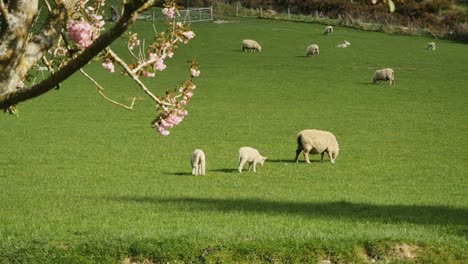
[242,39,262,52]
[295,129,340,164]
[372,68,395,85]
[238,147,267,173]
[305,44,319,56]
[426,42,436,51]
[323,26,333,35]
[191,149,206,176]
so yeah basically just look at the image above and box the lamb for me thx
[372,68,395,85]
[190,149,206,176]
[242,39,262,52]
[426,42,436,50]
[323,25,333,35]
[305,44,319,56]
[294,129,340,164]
[238,147,267,173]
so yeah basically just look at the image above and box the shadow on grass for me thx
[111,196,468,226]
[210,168,238,173]
[165,172,192,176]
[267,159,296,163]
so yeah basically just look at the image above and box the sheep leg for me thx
[200,161,205,176]
[304,151,311,164]
[252,162,257,172]
[238,159,246,173]
[294,147,302,163]
[192,165,198,176]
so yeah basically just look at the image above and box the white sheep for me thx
[372,68,395,85]
[190,149,206,176]
[323,26,333,35]
[242,39,262,52]
[336,40,351,48]
[426,42,436,50]
[305,44,319,56]
[238,147,267,173]
[294,129,340,164]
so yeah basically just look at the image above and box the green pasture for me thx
[1,17,467,263]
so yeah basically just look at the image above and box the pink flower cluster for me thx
[162,7,175,19]
[154,110,188,136]
[67,20,94,50]
[102,59,114,73]
[191,68,200,77]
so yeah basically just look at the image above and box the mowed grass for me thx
[1,17,467,263]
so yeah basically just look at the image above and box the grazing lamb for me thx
[323,26,333,35]
[295,129,340,164]
[372,68,395,85]
[238,147,267,173]
[426,42,436,50]
[190,149,206,176]
[336,40,351,48]
[242,39,262,52]
[305,44,319,56]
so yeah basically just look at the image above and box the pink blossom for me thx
[67,20,94,50]
[162,8,175,19]
[166,51,174,58]
[144,72,155,77]
[154,59,167,71]
[156,125,170,136]
[186,92,193,98]
[149,53,158,61]
[190,68,200,77]
[102,60,115,73]
[182,31,195,40]
[179,99,187,106]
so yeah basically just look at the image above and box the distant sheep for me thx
[242,39,262,52]
[191,149,206,176]
[336,40,351,48]
[323,26,333,35]
[294,129,340,164]
[238,147,267,173]
[305,44,319,56]
[372,68,395,85]
[426,42,436,50]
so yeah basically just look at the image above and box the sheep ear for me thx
[263,157,268,160]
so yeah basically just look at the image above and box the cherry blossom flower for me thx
[162,8,175,19]
[102,59,115,73]
[67,20,94,50]
[190,68,200,77]
[154,59,167,71]
[182,31,195,40]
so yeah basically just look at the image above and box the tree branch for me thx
[0,0,156,109]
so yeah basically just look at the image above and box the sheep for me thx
[336,40,351,48]
[294,129,340,164]
[372,68,395,85]
[305,44,319,56]
[242,39,262,52]
[323,26,333,35]
[238,147,267,173]
[426,42,436,50]
[190,149,206,176]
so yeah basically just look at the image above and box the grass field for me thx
[1,16,467,263]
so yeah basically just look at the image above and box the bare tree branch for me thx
[79,69,136,110]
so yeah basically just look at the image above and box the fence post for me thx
[260,6,263,17]
[236,3,239,17]
[288,7,290,20]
